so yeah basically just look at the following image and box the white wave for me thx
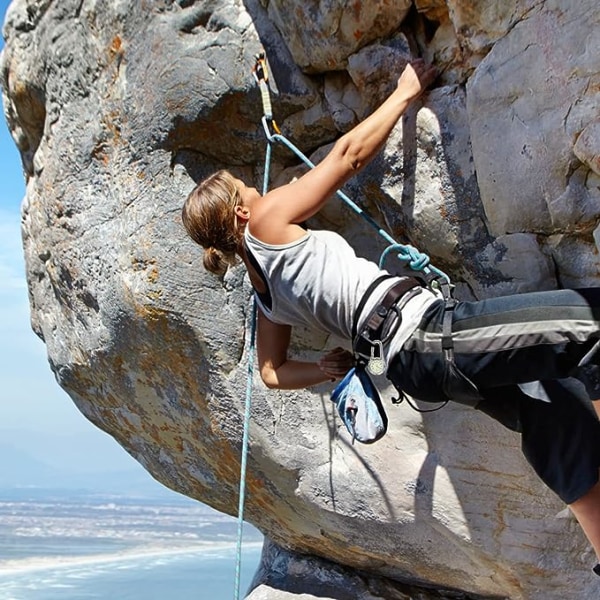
[0,541,263,578]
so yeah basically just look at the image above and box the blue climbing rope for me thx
[233,102,273,600]
[233,296,256,600]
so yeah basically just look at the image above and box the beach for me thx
[0,490,263,600]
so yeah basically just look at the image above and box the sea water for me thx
[0,546,262,600]
[0,490,262,600]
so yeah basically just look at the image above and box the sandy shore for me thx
[0,540,263,576]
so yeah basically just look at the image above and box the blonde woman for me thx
[182,61,600,576]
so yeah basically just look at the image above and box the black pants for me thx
[388,288,600,503]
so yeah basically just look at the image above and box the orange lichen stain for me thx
[131,256,156,272]
[202,432,269,496]
[97,411,123,433]
[107,35,124,67]
[134,303,164,323]
[146,290,163,301]
[103,390,127,410]
[110,35,122,55]
[91,142,110,166]
[147,423,163,444]
[149,423,185,453]
[103,110,122,143]
[147,266,159,283]
[112,354,125,372]
[354,29,364,41]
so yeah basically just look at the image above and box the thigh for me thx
[452,288,600,353]
[453,288,600,331]
[393,293,582,401]
[452,289,600,390]
[394,288,600,399]
[477,380,600,503]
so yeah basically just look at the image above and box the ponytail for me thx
[202,246,236,276]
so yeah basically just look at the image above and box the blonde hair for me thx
[181,170,242,275]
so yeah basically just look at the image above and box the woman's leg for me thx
[449,288,600,394]
[593,399,600,420]
[569,478,600,566]
[489,380,600,572]
[396,288,600,402]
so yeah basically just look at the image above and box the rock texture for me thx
[2,0,600,598]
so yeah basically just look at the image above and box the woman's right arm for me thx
[251,60,437,244]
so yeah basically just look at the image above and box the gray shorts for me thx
[389,288,600,503]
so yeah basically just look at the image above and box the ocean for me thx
[0,489,263,600]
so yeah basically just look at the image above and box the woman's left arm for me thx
[256,310,353,389]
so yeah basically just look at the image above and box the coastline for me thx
[0,540,263,576]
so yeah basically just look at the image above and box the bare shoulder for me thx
[249,190,306,245]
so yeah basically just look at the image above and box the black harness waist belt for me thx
[352,276,422,364]
[354,275,483,409]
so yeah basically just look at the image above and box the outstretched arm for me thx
[256,310,354,389]
[251,59,437,244]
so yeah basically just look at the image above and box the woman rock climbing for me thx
[181,60,600,576]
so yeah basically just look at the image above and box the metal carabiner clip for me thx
[366,340,386,376]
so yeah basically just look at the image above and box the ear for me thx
[234,205,250,221]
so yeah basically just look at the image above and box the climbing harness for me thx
[351,275,422,375]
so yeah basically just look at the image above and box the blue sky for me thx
[0,0,162,480]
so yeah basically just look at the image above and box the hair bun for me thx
[203,246,228,276]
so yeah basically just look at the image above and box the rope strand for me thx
[233,90,275,600]
[233,299,257,600]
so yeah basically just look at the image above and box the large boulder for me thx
[2,0,599,598]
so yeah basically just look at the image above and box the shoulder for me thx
[249,194,308,245]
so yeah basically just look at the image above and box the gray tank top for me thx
[244,228,393,339]
[243,228,440,356]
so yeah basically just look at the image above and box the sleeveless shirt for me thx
[244,228,439,358]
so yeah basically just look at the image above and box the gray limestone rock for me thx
[2,0,600,598]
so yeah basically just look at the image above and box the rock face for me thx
[2,0,600,598]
